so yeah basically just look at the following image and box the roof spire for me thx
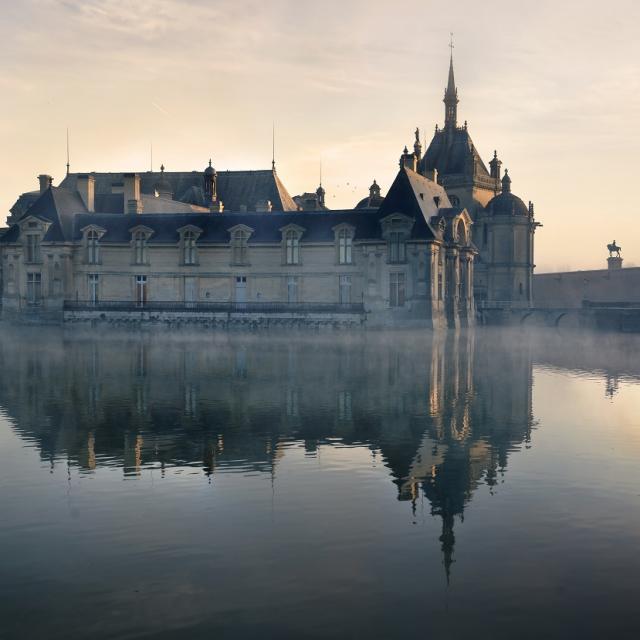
[444,33,459,129]
[66,128,70,176]
[272,121,276,172]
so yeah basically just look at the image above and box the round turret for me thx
[485,170,529,216]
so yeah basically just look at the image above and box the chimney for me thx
[38,174,53,193]
[255,199,273,212]
[77,174,95,212]
[123,173,142,214]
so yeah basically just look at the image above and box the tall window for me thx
[135,275,147,307]
[483,223,488,246]
[338,229,353,264]
[339,275,352,304]
[389,272,406,307]
[133,231,147,265]
[232,230,249,265]
[285,230,299,265]
[183,231,197,265]
[26,272,42,304]
[88,274,99,305]
[26,235,41,263]
[87,230,100,264]
[287,276,298,303]
[388,232,406,264]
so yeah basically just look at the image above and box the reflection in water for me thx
[0,328,535,581]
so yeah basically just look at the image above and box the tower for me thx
[203,159,217,203]
[477,171,541,306]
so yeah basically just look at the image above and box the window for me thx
[285,230,299,265]
[339,275,351,304]
[87,230,100,264]
[519,282,524,296]
[389,272,406,307]
[438,258,444,301]
[26,234,41,263]
[88,274,99,305]
[338,229,353,265]
[483,223,488,246]
[135,275,147,307]
[287,276,298,303]
[388,232,406,264]
[133,231,148,265]
[26,272,42,304]
[183,230,197,265]
[232,229,249,265]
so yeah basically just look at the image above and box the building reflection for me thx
[0,327,539,580]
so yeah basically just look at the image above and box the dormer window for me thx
[134,231,146,265]
[178,225,203,266]
[333,224,355,265]
[129,226,154,266]
[183,231,197,265]
[87,230,100,264]
[26,234,41,263]
[380,214,413,265]
[286,230,299,264]
[280,224,305,266]
[388,232,406,264]
[228,225,253,266]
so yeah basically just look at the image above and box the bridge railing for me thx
[63,300,366,315]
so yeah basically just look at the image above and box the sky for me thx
[0,0,639,272]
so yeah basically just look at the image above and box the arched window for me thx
[338,229,353,265]
[232,229,249,265]
[183,230,197,265]
[285,230,299,265]
[456,220,467,246]
[87,230,100,264]
[133,231,147,265]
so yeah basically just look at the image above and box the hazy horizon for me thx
[1,0,638,272]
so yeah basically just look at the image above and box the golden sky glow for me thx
[1,0,639,271]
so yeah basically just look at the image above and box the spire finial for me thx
[66,128,70,176]
[449,32,454,60]
[209,158,212,168]
[160,163,165,174]
[272,121,276,172]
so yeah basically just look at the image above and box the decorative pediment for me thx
[227,223,254,238]
[18,215,51,233]
[278,223,305,237]
[177,224,203,239]
[331,222,356,236]
[80,224,107,239]
[128,224,154,238]
[380,212,415,239]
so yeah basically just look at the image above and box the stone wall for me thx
[533,267,640,309]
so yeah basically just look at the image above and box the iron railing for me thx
[63,300,366,315]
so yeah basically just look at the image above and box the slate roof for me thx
[2,167,453,246]
[69,210,388,244]
[486,191,529,217]
[378,167,452,240]
[419,127,490,178]
[59,168,298,212]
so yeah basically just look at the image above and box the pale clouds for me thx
[1,0,640,270]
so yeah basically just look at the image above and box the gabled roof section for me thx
[378,168,449,240]
[4,187,88,242]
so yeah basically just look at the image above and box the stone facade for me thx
[1,165,476,329]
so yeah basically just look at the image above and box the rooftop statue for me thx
[607,241,622,258]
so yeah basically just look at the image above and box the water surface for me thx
[1,328,639,639]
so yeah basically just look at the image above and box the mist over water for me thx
[1,327,639,639]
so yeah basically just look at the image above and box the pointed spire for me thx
[444,34,459,129]
[66,128,70,176]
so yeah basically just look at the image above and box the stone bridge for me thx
[478,302,640,332]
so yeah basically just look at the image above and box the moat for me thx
[1,328,639,639]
